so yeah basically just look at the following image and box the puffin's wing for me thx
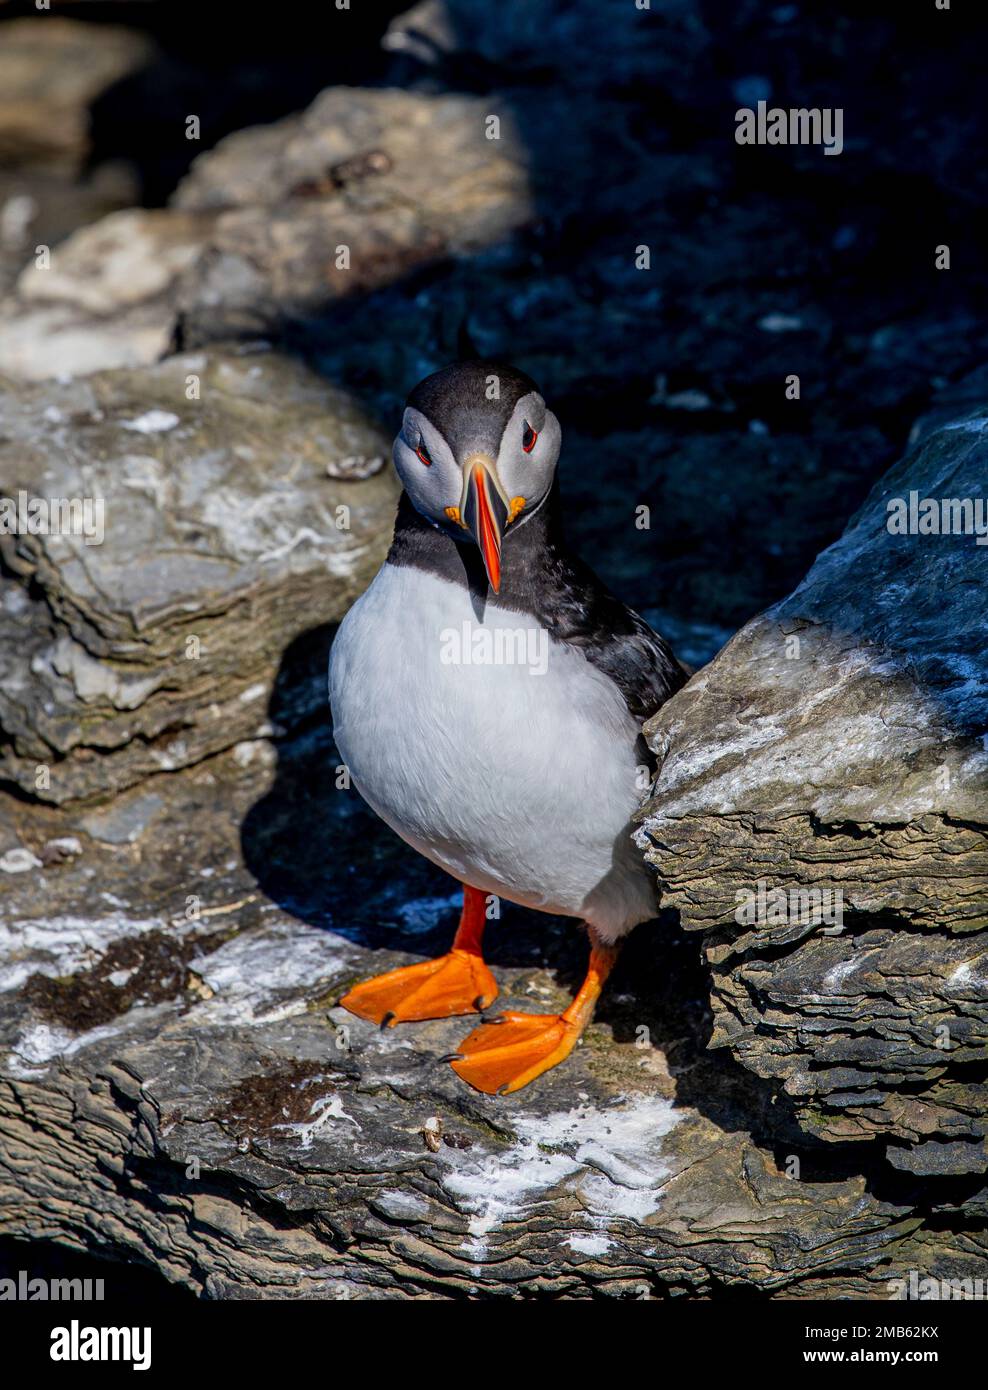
[540,553,687,725]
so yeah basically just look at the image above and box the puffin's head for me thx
[393,360,561,592]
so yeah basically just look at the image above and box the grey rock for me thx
[0,162,141,300]
[0,88,533,381]
[0,746,979,1299]
[638,407,988,1169]
[0,209,207,381]
[0,348,399,803]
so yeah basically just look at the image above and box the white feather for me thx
[329,563,657,941]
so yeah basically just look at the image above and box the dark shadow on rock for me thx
[289,0,988,630]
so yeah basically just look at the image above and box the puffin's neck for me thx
[386,479,566,614]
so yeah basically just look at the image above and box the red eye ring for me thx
[415,440,432,466]
[522,423,538,453]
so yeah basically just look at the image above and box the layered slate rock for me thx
[0,88,532,381]
[638,406,988,1174]
[0,348,399,804]
[1,744,982,1299]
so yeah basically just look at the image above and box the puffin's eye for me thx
[522,422,538,453]
[415,438,432,466]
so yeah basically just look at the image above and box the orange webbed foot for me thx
[447,941,620,1095]
[340,948,498,1027]
[448,1009,583,1094]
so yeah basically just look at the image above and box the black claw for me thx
[380,1011,396,1030]
[495,1083,511,1096]
[439,1052,465,1064]
[482,1013,507,1025]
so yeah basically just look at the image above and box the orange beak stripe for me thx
[472,464,502,593]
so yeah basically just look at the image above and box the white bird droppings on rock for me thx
[440,1095,679,1261]
[564,1233,615,1257]
[121,409,181,433]
[0,847,42,873]
[275,1094,359,1149]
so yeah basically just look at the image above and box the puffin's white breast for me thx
[329,563,656,939]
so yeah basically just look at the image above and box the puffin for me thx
[330,360,685,1094]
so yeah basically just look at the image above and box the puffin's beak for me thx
[461,456,509,593]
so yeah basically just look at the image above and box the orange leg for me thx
[449,935,619,1095]
[339,884,498,1027]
